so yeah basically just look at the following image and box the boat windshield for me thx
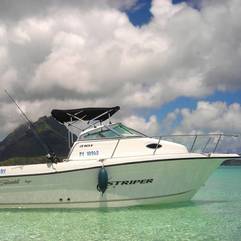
[79,123,145,140]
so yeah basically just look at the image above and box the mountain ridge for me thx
[0,116,69,164]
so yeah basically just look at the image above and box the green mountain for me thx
[0,116,70,165]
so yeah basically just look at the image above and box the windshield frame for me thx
[78,123,146,141]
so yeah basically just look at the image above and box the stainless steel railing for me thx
[153,133,240,154]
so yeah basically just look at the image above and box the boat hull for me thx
[0,156,226,208]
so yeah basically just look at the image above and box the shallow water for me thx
[0,166,240,241]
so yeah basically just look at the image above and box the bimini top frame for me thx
[51,106,120,148]
[51,106,120,124]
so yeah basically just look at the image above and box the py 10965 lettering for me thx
[80,150,99,157]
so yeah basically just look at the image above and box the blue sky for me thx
[155,90,241,121]
[126,0,189,27]
[125,0,241,127]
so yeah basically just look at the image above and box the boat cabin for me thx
[51,106,188,161]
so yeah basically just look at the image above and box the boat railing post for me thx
[70,117,74,146]
[153,136,162,155]
[190,135,198,152]
[111,139,120,158]
[213,134,222,153]
[202,136,211,153]
[68,128,71,149]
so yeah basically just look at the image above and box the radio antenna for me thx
[4,89,59,163]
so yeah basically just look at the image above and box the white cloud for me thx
[175,101,241,134]
[122,115,160,136]
[0,0,241,139]
[160,101,241,153]
[0,0,137,22]
[0,97,108,139]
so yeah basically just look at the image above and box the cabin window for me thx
[112,124,144,137]
[80,123,145,140]
[81,127,119,140]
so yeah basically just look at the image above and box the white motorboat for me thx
[0,106,239,208]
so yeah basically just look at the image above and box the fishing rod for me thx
[4,89,59,163]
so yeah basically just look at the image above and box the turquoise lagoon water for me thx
[0,166,240,241]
